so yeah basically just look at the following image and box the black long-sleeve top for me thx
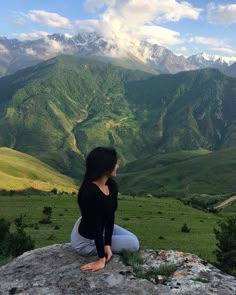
[77,178,118,258]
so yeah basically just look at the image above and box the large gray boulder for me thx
[0,243,236,295]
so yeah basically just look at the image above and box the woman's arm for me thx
[79,185,107,271]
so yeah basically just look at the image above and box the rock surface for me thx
[0,243,236,295]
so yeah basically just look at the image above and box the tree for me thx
[39,206,53,224]
[0,218,11,255]
[0,217,35,258]
[214,215,236,276]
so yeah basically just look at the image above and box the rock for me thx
[0,244,236,295]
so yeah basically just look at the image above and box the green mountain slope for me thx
[0,55,151,177]
[117,148,236,196]
[0,55,236,180]
[0,147,78,192]
[125,69,236,152]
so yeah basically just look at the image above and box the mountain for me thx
[0,36,42,76]
[225,62,236,78]
[187,52,236,71]
[2,33,234,77]
[142,42,196,73]
[125,67,236,152]
[117,147,236,196]
[0,147,77,192]
[1,56,236,180]
[0,32,194,76]
[0,55,151,178]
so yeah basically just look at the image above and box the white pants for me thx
[70,216,139,256]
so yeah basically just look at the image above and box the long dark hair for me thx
[77,146,118,203]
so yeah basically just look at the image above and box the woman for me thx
[70,146,139,272]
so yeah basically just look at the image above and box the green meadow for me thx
[0,194,234,266]
[0,147,78,193]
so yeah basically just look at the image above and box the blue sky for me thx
[1,0,236,57]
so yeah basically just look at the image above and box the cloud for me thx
[26,10,73,30]
[138,25,182,46]
[190,36,236,57]
[13,17,26,26]
[84,0,201,22]
[25,48,38,56]
[207,3,236,25]
[178,46,187,52]
[83,0,115,12]
[0,44,9,55]
[190,36,226,47]
[76,0,201,60]
[209,47,236,55]
[75,19,99,32]
[17,31,50,40]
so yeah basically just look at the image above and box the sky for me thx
[1,0,236,57]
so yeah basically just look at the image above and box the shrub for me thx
[34,224,39,230]
[39,217,52,224]
[43,206,52,216]
[214,215,236,276]
[181,223,191,233]
[120,249,143,272]
[0,217,35,258]
[47,234,55,240]
[40,206,53,224]
[51,188,58,194]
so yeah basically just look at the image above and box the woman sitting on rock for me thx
[70,146,139,272]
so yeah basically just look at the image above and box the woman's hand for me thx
[80,257,106,272]
[104,245,113,262]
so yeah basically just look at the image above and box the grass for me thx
[0,147,78,193]
[120,249,177,283]
[120,249,144,269]
[142,264,177,282]
[0,194,234,267]
[118,147,236,197]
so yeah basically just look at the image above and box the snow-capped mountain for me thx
[144,42,196,73]
[0,32,235,77]
[225,61,236,78]
[187,52,236,71]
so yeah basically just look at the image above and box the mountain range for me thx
[0,55,236,183]
[1,32,236,77]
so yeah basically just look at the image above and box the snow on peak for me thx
[193,52,236,65]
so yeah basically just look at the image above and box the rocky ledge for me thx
[0,243,236,295]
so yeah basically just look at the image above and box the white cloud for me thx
[26,10,73,30]
[84,0,201,22]
[25,48,38,56]
[17,31,50,40]
[190,36,236,57]
[190,36,226,47]
[0,44,9,55]
[138,25,182,46]
[179,46,187,52]
[209,47,236,55]
[207,3,236,25]
[76,0,201,60]
[39,37,76,59]
[21,34,75,59]
[44,38,65,54]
